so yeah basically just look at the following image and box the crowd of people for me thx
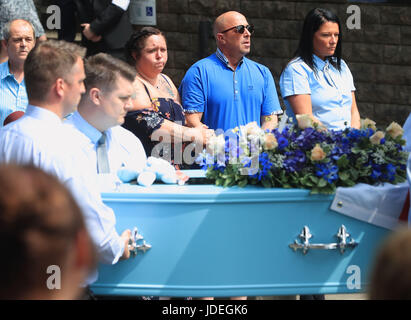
[0,2,410,300]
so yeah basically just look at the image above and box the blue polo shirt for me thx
[179,49,282,132]
[280,55,355,130]
[0,61,28,126]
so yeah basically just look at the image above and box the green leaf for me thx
[337,154,349,168]
[261,179,272,188]
[238,179,248,188]
[317,178,327,188]
[339,171,350,181]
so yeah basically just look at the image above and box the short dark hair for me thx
[24,40,86,103]
[0,164,95,299]
[124,27,165,66]
[81,52,136,99]
[292,8,342,73]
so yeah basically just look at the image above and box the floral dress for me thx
[123,82,188,168]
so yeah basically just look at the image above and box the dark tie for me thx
[97,132,110,173]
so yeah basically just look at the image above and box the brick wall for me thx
[156,0,411,127]
[35,0,411,127]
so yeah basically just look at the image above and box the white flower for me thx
[263,133,278,150]
[206,133,225,156]
[245,121,263,138]
[386,122,404,139]
[361,118,377,131]
[296,114,314,129]
[370,131,385,145]
[310,144,326,161]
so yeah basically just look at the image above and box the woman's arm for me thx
[132,78,212,145]
[350,92,361,129]
[153,118,212,146]
[286,94,324,126]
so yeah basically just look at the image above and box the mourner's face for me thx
[218,13,252,57]
[6,20,35,63]
[136,35,168,76]
[313,21,339,60]
[64,57,86,114]
[100,76,134,127]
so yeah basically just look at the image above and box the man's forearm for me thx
[261,114,278,131]
[185,112,204,128]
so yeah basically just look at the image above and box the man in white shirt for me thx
[0,40,132,288]
[64,53,146,180]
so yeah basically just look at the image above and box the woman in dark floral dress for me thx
[123,27,213,168]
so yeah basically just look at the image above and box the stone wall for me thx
[35,0,411,127]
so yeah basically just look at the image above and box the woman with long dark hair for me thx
[280,8,360,130]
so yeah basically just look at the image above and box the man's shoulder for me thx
[111,125,142,145]
[243,57,271,72]
[62,117,91,144]
[0,116,73,158]
[188,53,219,70]
[0,61,10,79]
[62,121,90,142]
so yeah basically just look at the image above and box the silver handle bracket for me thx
[289,225,358,255]
[128,226,152,256]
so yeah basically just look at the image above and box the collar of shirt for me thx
[215,48,244,70]
[25,104,62,127]
[313,54,338,72]
[71,111,110,146]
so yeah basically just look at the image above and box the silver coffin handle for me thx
[128,227,152,256]
[289,225,358,255]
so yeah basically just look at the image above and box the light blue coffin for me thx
[90,181,390,297]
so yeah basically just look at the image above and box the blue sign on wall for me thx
[146,6,153,16]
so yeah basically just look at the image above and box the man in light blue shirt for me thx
[0,40,132,288]
[64,53,146,182]
[0,19,35,126]
[179,11,282,132]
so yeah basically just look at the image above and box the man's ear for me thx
[55,78,65,98]
[1,39,8,50]
[73,229,96,273]
[216,33,225,44]
[89,87,101,105]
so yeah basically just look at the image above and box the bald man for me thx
[0,19,35,126]
[179,11,282,133]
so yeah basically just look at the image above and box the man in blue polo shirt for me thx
[179,11,282,132]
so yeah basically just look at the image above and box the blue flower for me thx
[250,152,273,181]
[315,163,339,183]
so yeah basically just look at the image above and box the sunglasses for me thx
[220,24,254,34]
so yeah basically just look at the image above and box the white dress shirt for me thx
[0,105,125,283]
[64,111,146,181]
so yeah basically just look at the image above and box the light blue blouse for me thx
[280,54,355,130]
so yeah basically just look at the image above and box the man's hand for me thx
[120,229,132,260]
[81,23,102,42]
